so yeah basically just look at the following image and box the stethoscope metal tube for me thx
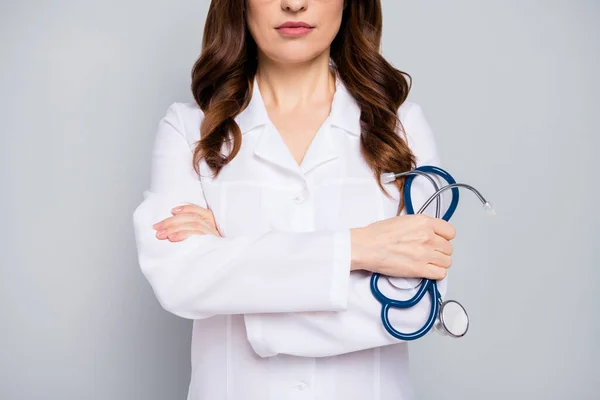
[382,170,442,218]
[371,165,493,341]
[417,182,495,216]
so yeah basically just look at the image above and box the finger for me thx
[422,263,448,280]
[156,227,214,241]
[428,251,452,269]
[165,219,213,234]
[198,215,217,230]
[431,235,453,256]
[171,204,217,229]
[169,223,221,240]
[172,221,214,234]
[155,219,211,239]
[172,203,213,218]
[167,229,206,242]
[166,217,220,235]
[430,219,456,241]
[154,213,201,230]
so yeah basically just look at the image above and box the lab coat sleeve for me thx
[132,103,352,320]
[244,102,450,357]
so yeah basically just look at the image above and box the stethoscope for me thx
[370,165,494,340]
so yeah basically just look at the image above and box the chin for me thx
[264,43,327,64]
[266,47,327,65]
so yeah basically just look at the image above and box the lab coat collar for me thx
[328,75,362,136]
[234,73,362,137]
[234,79,270,135]
[236,73,362,176]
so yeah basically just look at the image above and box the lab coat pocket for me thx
[319,178,384,230]
[214,182,274,236]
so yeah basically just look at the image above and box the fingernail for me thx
[156,230,166,237]
[153,222,162,229]
[172,206,182,213]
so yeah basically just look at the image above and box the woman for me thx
[132,0,456,399]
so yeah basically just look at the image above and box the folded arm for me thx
[132,103,352,320]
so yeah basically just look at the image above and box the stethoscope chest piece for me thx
[435,299,469,338]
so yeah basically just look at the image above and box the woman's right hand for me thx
[350,214,456,280]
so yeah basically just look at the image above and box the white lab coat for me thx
[132,77,447,400]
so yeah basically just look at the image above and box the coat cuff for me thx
[329,229,352,310]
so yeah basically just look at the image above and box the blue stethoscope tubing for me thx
[370,165,460,341]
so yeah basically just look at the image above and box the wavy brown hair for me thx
[191,0,416,215]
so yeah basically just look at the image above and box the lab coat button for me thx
[294,381,308,390]
[292,192,306,203]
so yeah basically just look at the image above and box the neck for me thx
[255,51,336,112]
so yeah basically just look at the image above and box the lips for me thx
[276,21,313,29]
[275,21,314,37]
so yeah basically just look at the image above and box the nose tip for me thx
[283,6,307,12]
[281,0,308,12]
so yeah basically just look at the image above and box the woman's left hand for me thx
[152,203,221,242]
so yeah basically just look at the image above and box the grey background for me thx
[1,0,598,399]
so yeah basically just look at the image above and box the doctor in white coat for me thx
[132,0,457,399]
